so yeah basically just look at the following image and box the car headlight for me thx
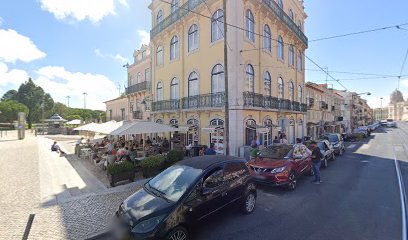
[131,215,165,234]
[271,166,286,174]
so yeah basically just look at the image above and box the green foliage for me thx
[107,161,135,175]
[0,100,29,123]
[166,150,184,164]
[141,155,166,169]
[1,90,18,101]
[65,115,82,121]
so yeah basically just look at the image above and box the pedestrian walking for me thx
[310,141,323,184]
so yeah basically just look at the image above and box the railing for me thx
[152,99,180,111]
[126,81,151,95]
[243,92,307,112]
[151,0,205,38]
[133,111,143,120]
[261,0,308,46]
[181,92,225,109]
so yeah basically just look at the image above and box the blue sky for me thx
[0,0,407,109]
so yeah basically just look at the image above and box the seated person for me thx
[51,141,65,154]
[292,138,311,159]
[92,152,101,163]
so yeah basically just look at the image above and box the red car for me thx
[247,145,313,190]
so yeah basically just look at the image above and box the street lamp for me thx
[66,96,70,107]
[380,97,383,120]
[83,92,87,109]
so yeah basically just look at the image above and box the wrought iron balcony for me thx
[152,99,180,112]
[126,81,151,95]
[181,92,225,109]
[151,0,205,38]
[243,92,307,112]
[261,0,308,46]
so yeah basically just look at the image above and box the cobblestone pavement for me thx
[0,132,143,240]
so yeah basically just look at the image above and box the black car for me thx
[113,155,257,240]
[322,133,345,156]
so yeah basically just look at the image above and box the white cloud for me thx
[40,0,128,23]
[0,17,3,26]
[0,29,46,63]
[366,95,390,109]
[34,66,117,110]
[137,30,150,47]
[0,62,29,89]
[94,49,128,63]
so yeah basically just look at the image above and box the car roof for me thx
[176,155,246,170]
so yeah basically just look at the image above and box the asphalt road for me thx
[96,123,408,240]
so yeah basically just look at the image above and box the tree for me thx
[65,115,82,121]
[52,102,69,118]
[1,89,18,102]
[16,78,54,128]
[0,100,29,123]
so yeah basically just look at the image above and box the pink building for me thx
[105,95,128,121]
[126,44,152,121]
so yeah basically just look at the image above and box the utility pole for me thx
[223,0,229,156]
[380,97,383,120]
[83,92,87,109]
[66,96,70,107]
[42,96,45,135]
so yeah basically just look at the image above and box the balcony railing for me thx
[181,92,225,109]
[243,92,307,112]
[133,111,143,120]
[152,92,225,112]
[152,99,180,111]
[126,81,151,95]
[151,0,308,47]
[261,0,308,46]
[151,0,205,38]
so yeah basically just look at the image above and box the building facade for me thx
[305,83,344,139]
[105,96,129,121]
[373,107,388,121]
[149,0,308,156]
[126,44,152,121]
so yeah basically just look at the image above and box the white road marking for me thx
[394,151,407,240]
[347,144,356,149]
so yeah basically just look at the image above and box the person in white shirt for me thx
[75,137,84,155]
[280,135,288,144]
[106,140,113,154]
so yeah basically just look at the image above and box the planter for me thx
[108,169,136,187]
[142,165,164,178]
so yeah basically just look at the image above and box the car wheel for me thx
[322,158,328,168]
[287,172,297,191]
[166,226,189,240]
[242,191,256,214]
[331,153,336,161]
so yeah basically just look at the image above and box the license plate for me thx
[254,175,266,180]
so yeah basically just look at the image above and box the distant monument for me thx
[45,114,67,134]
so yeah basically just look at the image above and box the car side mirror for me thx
[201,187,213,196]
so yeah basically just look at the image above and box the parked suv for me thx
[113,156,256,240]
[322,133,345,156]
[247,145,313,191]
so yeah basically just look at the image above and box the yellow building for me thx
[149,0,308,156]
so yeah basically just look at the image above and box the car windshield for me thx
[327,135,338,142]
[258,146,292,159]
[147,165,202,202]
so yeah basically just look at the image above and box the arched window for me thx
[188,24,199,52]
[170,35,179,60]
[277,36,284,60]
[264,71,271,96]
[156,10,163,24]
[211,64,225,94]
[297,85,303,103]
[188,71,199,97]
[156,45,163,66]
[246,64,255,93]
[277,0,283,9]
[245,119,257,145]
[170,78,179,100]
[289,45,294,67]
[288,9,294,20]
[137,72,141,83]
[264,119,273,146]
[289,81,294,101]
[297,50,302,71]
[278,77,284,99]
[210,119,224,126]
[245,10,255,42]
[171,0,179,13]
[169,119,178,126]
[211,10,224,42]
[156,81,163,101]
[263,24,271,52]
[156,119,163,124]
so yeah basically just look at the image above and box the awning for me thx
[201,125,223,133]
[66,119,81,125]
[176,124,197,132]
[110,121,178,135]
[73,122,98,131]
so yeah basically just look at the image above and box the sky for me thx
[0,0,407,110]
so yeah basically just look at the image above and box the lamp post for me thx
[66,96,70,107]
[83,92,87,109]
[380,97,383,121]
